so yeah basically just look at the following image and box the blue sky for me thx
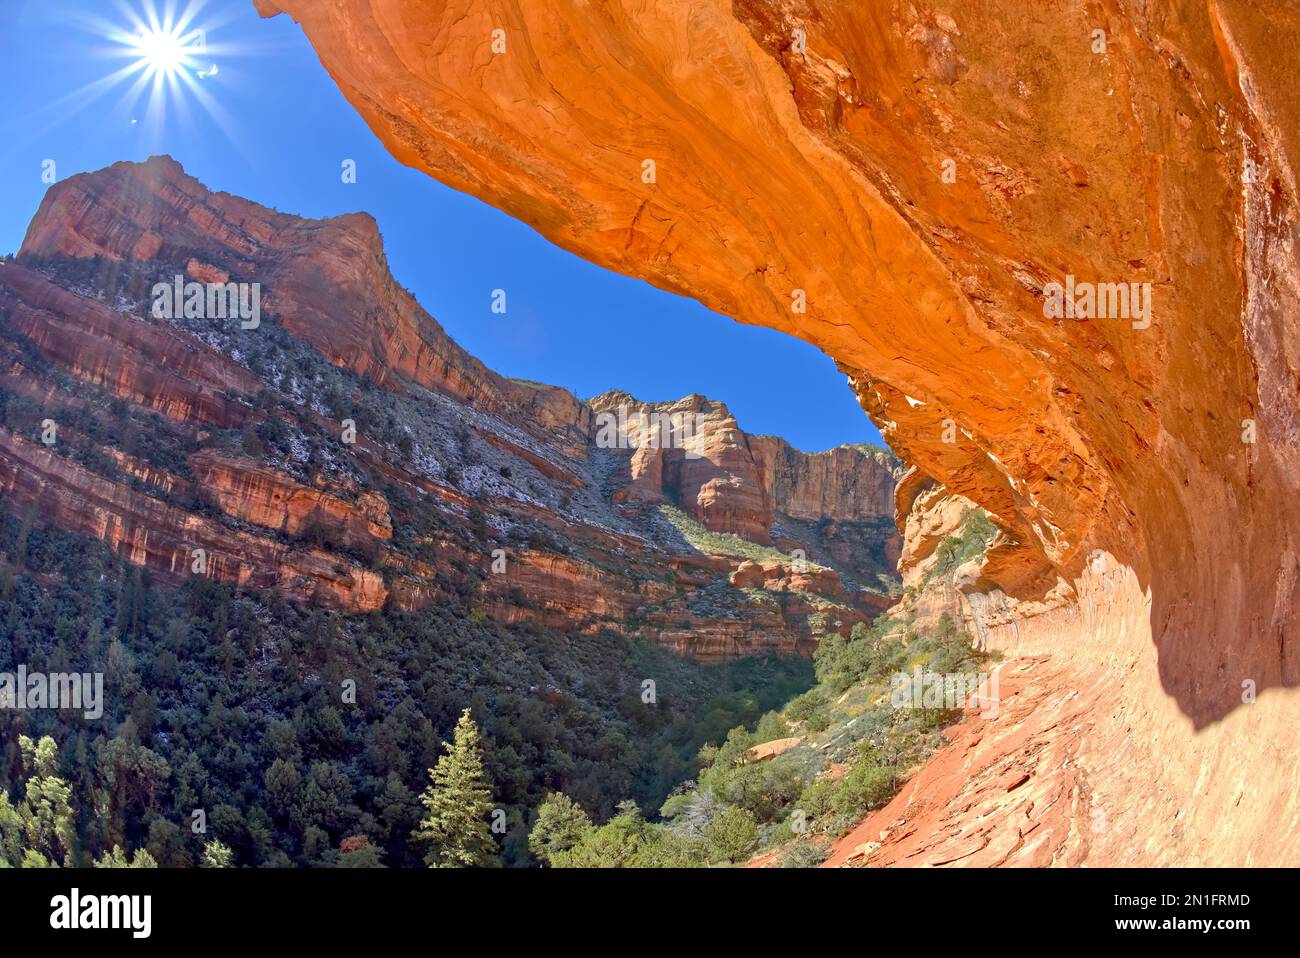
[0,0,884,452]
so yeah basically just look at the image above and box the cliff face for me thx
[254,1,1300,864]
[590,391,774,542]
[20,156,589,447]
[190,451,394,546]
[0,428,390,611]
[1,157,899,660]
[1,263,260,428]
[587,391,898,554]
[752,438,896,525]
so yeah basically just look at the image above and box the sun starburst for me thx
[60,0,249,155]
[126,24,201,80]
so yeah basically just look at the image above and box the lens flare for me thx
[127,26,195,79]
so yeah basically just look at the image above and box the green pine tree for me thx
[703,804,758,864]
[0,736,77,867]
[412,709,498,868]
[93,845,158,868]
[528,793,593,865]
[201,839,234,868]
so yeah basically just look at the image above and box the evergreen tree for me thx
[528,793,593,865]
[93,845,158,868]
[1,736,77,867]
[703,804,758,863]
[412,709,497,868]
[0,794,25,867]
[201,840,234,868]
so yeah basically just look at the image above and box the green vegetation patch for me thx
[0,504,814,868]
[926,508,998,584]
[658,503,820,569]
[531,610,994,868]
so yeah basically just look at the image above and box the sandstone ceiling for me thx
[254,0,1299,732]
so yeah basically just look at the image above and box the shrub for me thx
[804,708,831,734]
[703,805,758,864]
[784,688,824,722]
[792,777,835,820]
[928,509,997,580]
[780,839,830,868]
[834,760,896,820]
[814,615,906,692]
[753,710,788,742]
[528,793,593,865]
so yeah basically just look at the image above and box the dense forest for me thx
[0,504,813,867]
[0,252,983,869]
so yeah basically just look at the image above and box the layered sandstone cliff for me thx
[255,0,1300,865]
[0,427,389,611]
[588,390,898,549]
[20,155,591,451]
[2,157,900,659]
[752,437,897,525]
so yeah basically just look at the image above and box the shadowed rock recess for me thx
[255,1,1300,865]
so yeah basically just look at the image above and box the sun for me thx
[36,1,245,157]
[127,26,199,79]
[75,0,245,150]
